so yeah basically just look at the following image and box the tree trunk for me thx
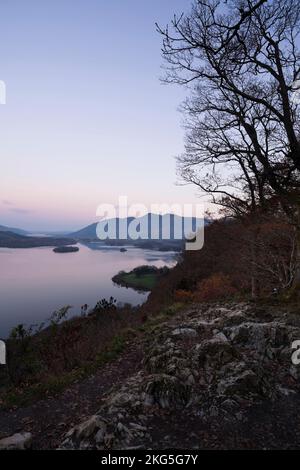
[250,227,259,299]
[251,274,259,299]
[291,201,300,299]
[292,228,300,289]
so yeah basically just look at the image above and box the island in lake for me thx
[53,246,79,253]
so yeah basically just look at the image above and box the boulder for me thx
[143,374,190,409]
[0,432,32,450]
[75,415,107,440]
[172,327,198,338]
[195,337,237,368]
[217,368,261,398]
[225,322,288,352]
[59,302,300,450]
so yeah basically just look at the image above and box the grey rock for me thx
[217,368,261,398]
[95,426,107,444]
[172,327,198,338]
[77,415,106,439]
[59,302,299,450]
[0,432,32,450]
[143,374,190,409]
[195,337,237,368]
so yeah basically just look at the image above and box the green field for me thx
[117,272,158,291]
[112,265,169,292]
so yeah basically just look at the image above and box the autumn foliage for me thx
[194,273,238,302]
[146,215,297,310]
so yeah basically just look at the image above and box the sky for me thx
[0,0,205,232]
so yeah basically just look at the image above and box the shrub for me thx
[93,297,117,312]
[194,273,237,302]
[174,289,194,303]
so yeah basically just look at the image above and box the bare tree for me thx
[158,0,300,289]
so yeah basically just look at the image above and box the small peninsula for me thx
[112,265,169,292]
[0,231,77,249]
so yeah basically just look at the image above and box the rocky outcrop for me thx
[60,302,300,449]
[0,432,32,450]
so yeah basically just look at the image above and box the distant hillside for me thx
[69,222,100,239]
[0,231,77,249]
[0,224,28,236]
[69,214,205,242]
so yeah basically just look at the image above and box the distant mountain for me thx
[69,222,100,240]
[0,231,77,249]
[0,224,28,236]
[69,214,205,244]
[44,231,73,237]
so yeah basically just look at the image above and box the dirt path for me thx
[147,395,300,450]
[1,336,300,450]
[2,301,300,451]
[0,341,143,449]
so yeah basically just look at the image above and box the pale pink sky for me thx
[0,0,205,232]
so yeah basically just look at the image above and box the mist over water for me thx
[0,244,176,338]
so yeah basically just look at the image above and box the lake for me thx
[0,244,177,338]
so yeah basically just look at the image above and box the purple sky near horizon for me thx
[0,0,208,232]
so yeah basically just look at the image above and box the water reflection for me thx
[0,244,176,338]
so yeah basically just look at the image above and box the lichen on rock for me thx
[60,302,300,450]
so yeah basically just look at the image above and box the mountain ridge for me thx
[69,213,205,241]
[0,224,28,236]
[0,231,77,249]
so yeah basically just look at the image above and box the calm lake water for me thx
[0,244,177,338]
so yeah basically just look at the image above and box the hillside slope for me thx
[0,231,77,248]
[2,302,299,450]
[69,214,204,241]
[58,302,300,450]
[0,224,28,235]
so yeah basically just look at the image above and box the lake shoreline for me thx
[112,265,170,292]
[0,245,176,338]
